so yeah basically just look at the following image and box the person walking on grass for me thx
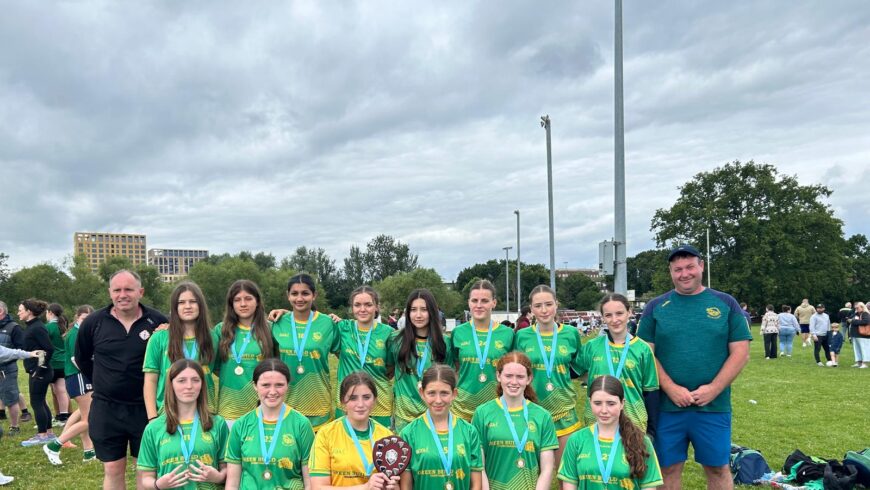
[0,343,45,486]
[760,305,779,360]
[19,299,56,448]
[637,245,751,490]
[849,302,870,368]
[0,300,30,437]
[795,299,814,347]
[827,324,844,367]
[809,304,831,367]
[777,305,800,357]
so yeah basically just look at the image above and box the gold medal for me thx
[445,482,453,490]
[296,365,305,374]
[546,382,555,392]
[234,365,244,375]
[263,470,272,480]
[478,373,487,383]
[516,457,525,468]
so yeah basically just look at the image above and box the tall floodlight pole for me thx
[503,246,512,315]
[613,0,628,294]
[541,115,557,291]
[514,210,521,314]
[706,227,712,287]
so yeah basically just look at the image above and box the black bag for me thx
[823,460,857,490]
[783,449,826,484]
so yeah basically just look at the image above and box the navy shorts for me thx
[655,411,731,468]
[65,373,93,399]
[799,324,810,334]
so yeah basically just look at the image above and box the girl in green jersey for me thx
[558,375,662,490]
[215,280,279,424]
[330,286,395,427]
[226,358,315,490]
[145,282,218,420]
[514,285,584,466]
[400,364,483,490]
[138,359,229,489]
[450,280,514,421]
[44,305,95,464]
[472,351,557,490]
[45,303,71,424]
[577,294,658,433]
[392,289,449,431]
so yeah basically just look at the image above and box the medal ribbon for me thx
[354,322,375,368]
[499,396,529,455]
[534,324,559,380]
[593,424,621,487]
[183,338,198,361]
[230,327,252,366]
[425,410,454,478]
[291,312,314,366]
[258,404,287,468]
[604,333,632,379]
[178,412,200,465]
[470,320,494,372]
[343,417,374,476]
[416,341,431,378]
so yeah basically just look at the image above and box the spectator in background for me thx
[515,305,532,332]
[0,301,28,436]
[809,304,831,367]
[760,305,779,359]
[740,302,752,326]
[828,323,844,367]
[839,302,853,342]
[388,308,400,329]
[795,298,815,347]
[849,302,870,368]
[777,305,800,358]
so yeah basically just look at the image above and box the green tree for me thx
[187,257,264,323]
[0,252,9,284]
[98,256,135,282]
[455,260,550,309]
[626,249,669,298]
[375,268,463,318]
[282,247,342,309]
[651,160,849,308]
[363,235,418,282]
[846,234,870,302]
[0,263,73,310]
[557,273,602,310]
[67,254,109,308]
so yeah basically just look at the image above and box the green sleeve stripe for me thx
[137,465,157,471]
[642,480,665,488]
[541,444,559,451]
[142,368,160,373]
[225,457,241,464]
[309,471,330,477]
[557,474,578,484]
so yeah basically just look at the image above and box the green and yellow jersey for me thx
[514,324,584,436]
[449,322,514,421]
[399,413,483,490]
[333,320,394,427]
[471,398,558,490]
[391,333,452,432]
[271,311,338,431]
[45,320,65,371]
[308,416,392,487]
[64,324,81,376]
[577,335,658,430]
[143,330,217,414]
[557,425,663,489]
[225,405,314,490]
[137,413,229,490]
[213,323,270,421]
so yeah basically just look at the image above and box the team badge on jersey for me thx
[706,307,722,319]
[139,330,150,341]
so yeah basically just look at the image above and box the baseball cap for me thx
[816,303,825,308]
[667,244,702,262]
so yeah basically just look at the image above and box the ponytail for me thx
[618,407,648,478]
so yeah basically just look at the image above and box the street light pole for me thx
[503,246,512,317]
[541,115,557,291]
[514,210,521,314]
[613,0,628,294]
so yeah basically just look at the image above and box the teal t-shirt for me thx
[637,288,752,412]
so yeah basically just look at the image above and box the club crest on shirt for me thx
[140,330,151,341]
[283,434,295,446]
[201,432,213,443]
[376,339,385,349]
[706,307,722,319]
[494,340,505,350]
[313,332,323,341]
[559,345,569,355]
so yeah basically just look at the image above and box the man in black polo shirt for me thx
[76,270,167,489]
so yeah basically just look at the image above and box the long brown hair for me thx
[66,305,94,338]
[339,371,378,404]
[218,280,277,362]
[163,359,213,435]
[396,289,448,374]
[495,351,538,403]
[589,375,648,478]
[167,282,215,366]
[47,303,69,335]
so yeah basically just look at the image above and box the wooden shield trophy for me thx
[373,435,411,477]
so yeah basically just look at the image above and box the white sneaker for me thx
[0,472,13,485]
[43,443,63,465]
[826,361,833,367]
[780,351,785,356]
[817,362,824,366]
[860,364,868,369]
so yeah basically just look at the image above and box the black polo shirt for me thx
[75,303,167,405]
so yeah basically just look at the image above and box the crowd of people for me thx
[0,243,860,489]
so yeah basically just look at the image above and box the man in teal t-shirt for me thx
[637,244,751,490]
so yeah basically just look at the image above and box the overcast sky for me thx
[2,1,869,281]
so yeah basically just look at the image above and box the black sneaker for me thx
[0,410,7,420]
[20,411,32,423]
[7,426,20,437]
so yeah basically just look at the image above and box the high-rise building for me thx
[74,232,147,273]
[148,248,209,283]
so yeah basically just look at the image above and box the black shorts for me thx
[800,324,810,334]
[88,397,148,462]
[50,367,65,383]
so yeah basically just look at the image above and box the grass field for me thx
[0,329,866,489]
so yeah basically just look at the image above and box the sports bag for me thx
[844,448,870,487]
[730,444,771,484]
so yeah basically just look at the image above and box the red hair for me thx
[495,351,538,403]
